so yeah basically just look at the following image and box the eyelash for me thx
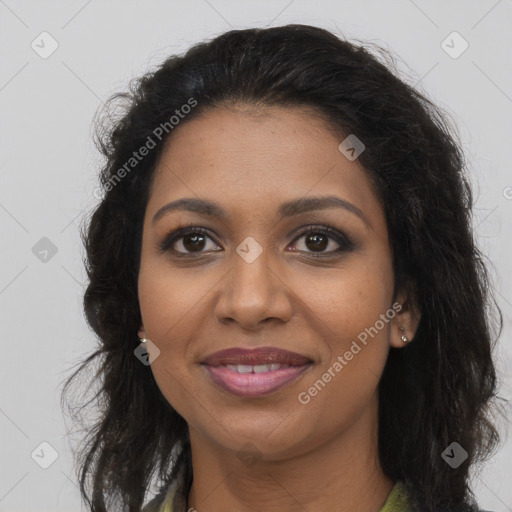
[158,223,357,259]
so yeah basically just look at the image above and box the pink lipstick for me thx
[202,347,312,398]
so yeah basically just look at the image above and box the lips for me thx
[201,347,313,398]
[202,347,312,367]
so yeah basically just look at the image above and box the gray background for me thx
[0,1,511,511]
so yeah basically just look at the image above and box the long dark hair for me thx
[61,24,504,512]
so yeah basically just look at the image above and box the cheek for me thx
[292,254,394,341]
[295,278,393,432]
[138,257,202,342]
[137,263,200,415]
[293,258,394,411]
[137,259,216,399]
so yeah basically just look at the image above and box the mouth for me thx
[201,346,313,398]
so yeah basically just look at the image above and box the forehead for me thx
[148,105,383,225]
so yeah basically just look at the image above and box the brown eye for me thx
[159,227,220,255]
[181,232,207,252]
[288,226,356,258]
[304,232,329,252]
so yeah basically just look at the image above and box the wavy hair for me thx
[61,24,504,512]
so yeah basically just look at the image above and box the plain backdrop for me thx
[0,1,511,511]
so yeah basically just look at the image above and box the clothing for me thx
[142,469,412,512]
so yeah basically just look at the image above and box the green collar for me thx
[379,481,411,511]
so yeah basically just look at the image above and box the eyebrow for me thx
[152,195,371,230]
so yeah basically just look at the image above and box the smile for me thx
[203,363,312,397]
[201,346,314,397]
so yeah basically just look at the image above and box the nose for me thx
[214,246,293,331]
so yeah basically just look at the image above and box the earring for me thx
[139,338,147,343]
[399,326,409,344]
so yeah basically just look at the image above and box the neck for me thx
[186,394,394,512]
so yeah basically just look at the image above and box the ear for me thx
[390,287,421,349]
[138,326,146,340]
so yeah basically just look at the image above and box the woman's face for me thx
[138,105,414,460]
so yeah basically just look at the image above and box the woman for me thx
[62,24,502,512]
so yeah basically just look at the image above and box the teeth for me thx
[236,364,253,373]
[253,364,270,373]
[225,363,290,373]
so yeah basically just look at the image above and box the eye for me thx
[288,225,356,258]
[158,226,220,256]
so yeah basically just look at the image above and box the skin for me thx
[137,104,421,512]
